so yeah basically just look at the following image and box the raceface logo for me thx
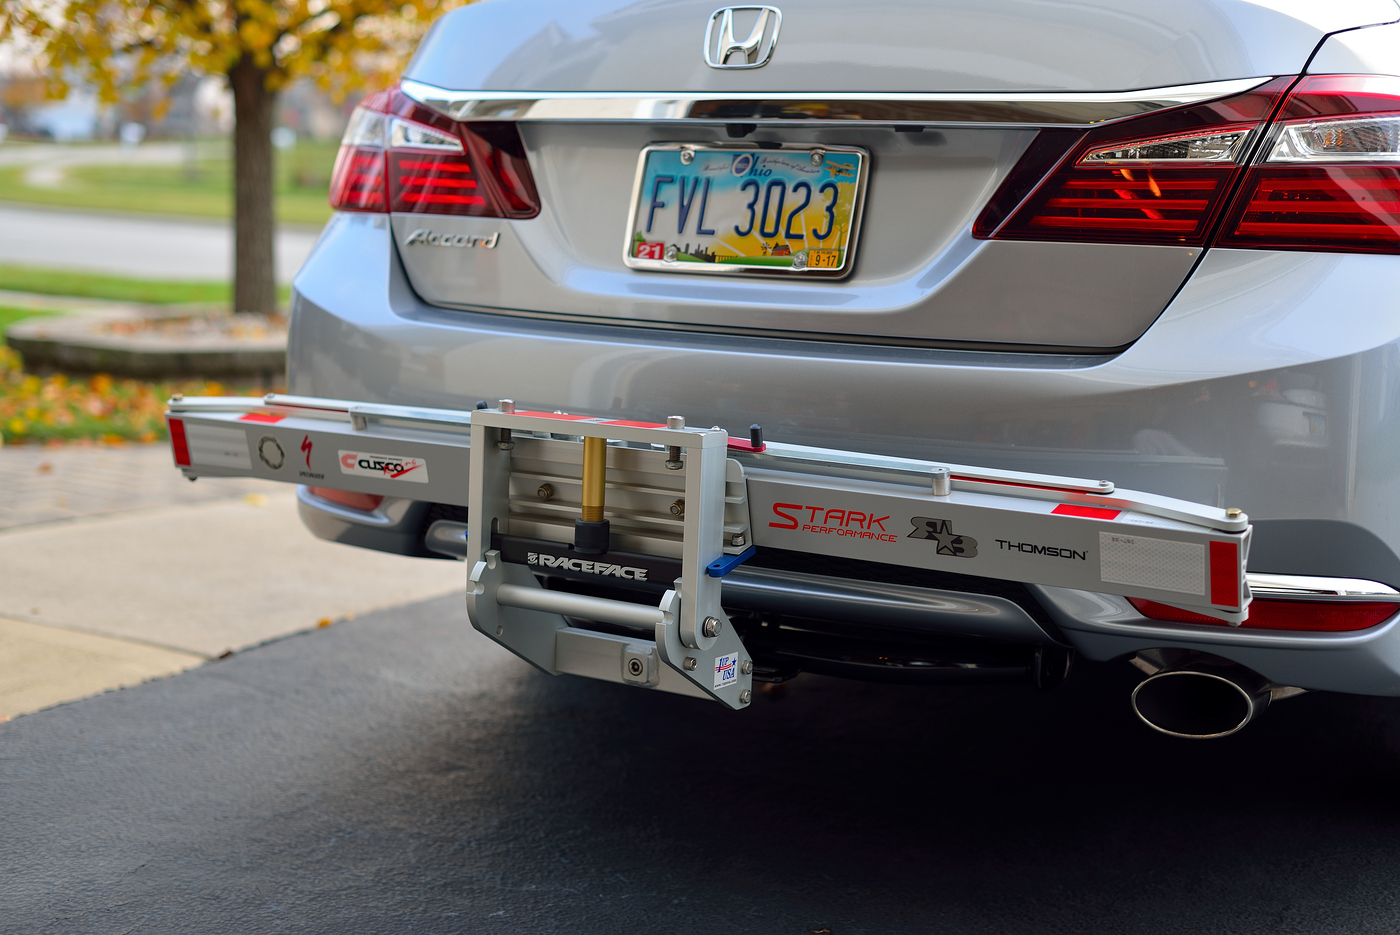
[527,551,649,581]
[908,517,979,558]
[404,229,499,249]
[704,6,782,69]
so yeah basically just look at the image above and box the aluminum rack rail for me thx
[166,395,1253,707]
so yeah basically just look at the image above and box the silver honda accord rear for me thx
[285,0,1400,736]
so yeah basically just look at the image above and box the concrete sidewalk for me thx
[0,442,465,719]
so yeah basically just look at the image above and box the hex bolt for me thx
[497,398,515,450]
[670,499,685,518]
[537,483,554,501]
[665,416,686,470]
[627,658,645,677]
[931,467,951,497]
[739,689,753,704]
[684,656,698,671]
[730,533,746,547]
[1226,507,1243,519]
[702,616,722,638]
[810,150,824,166]
[664,244,678,261]
[741,659,754,675]
[680,148,694,164]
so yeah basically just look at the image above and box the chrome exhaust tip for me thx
[1131,659,1273,739]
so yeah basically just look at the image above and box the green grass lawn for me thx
[0,140,339,226]
[0,305,53,339]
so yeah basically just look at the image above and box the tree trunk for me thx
[228,59,277,315]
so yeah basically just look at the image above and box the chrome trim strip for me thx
[401,77,1270,127]
[1246,573,1400,600]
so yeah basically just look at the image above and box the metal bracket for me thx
[466,408,753,709]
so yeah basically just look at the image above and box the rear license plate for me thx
[624,144,867,276]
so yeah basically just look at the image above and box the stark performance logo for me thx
[337,449,430,483]
[527,552,649,581]
[908,517,979,558]
[768,503,898,542]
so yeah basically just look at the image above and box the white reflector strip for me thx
[185,424,251,469]
[1099,531,1205,596]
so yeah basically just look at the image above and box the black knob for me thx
[749,424,764,450]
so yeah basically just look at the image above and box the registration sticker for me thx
[337,449,430,483]
[714,652,739,690]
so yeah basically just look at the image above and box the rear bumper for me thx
[293,484,1400,694]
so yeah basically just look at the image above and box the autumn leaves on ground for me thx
[0,267,276,447]
[0,345,272,446]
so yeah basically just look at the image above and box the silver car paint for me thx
[393,122,1202,348]
[290,215,1400,585]
[1308,20,1400,74]
[403,0,1398,94]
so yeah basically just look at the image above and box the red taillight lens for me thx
[1218,76,1400,253]
[329,146,387,212]
[1129,597,1400,631]
[976,78,1293,246]
[308,487,385,512]
[328,87,539,219]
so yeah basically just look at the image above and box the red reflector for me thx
[1052,503,1121,520]
[727,438,767,452]
[1130,597,1400,631]
[1209,540,1240,608]
[238,412,285,424]
[308,487,385,512]
[168,417,190,466]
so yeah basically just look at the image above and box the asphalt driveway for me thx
[5,592,1400,934]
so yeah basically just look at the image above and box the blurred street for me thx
[0,203,319,282]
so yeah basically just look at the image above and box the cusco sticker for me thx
[714,652,739,690]
[337,450,430,483]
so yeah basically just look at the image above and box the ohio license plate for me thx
[624,144,867,276]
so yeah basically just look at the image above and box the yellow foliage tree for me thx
[1,0,469,313]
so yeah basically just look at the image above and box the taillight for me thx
[976,79,1293,246]
[329,87,540,219]
[1218,75,1400,253]
[1129,597,1399,632]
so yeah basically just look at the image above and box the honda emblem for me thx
[704,6,782,69]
